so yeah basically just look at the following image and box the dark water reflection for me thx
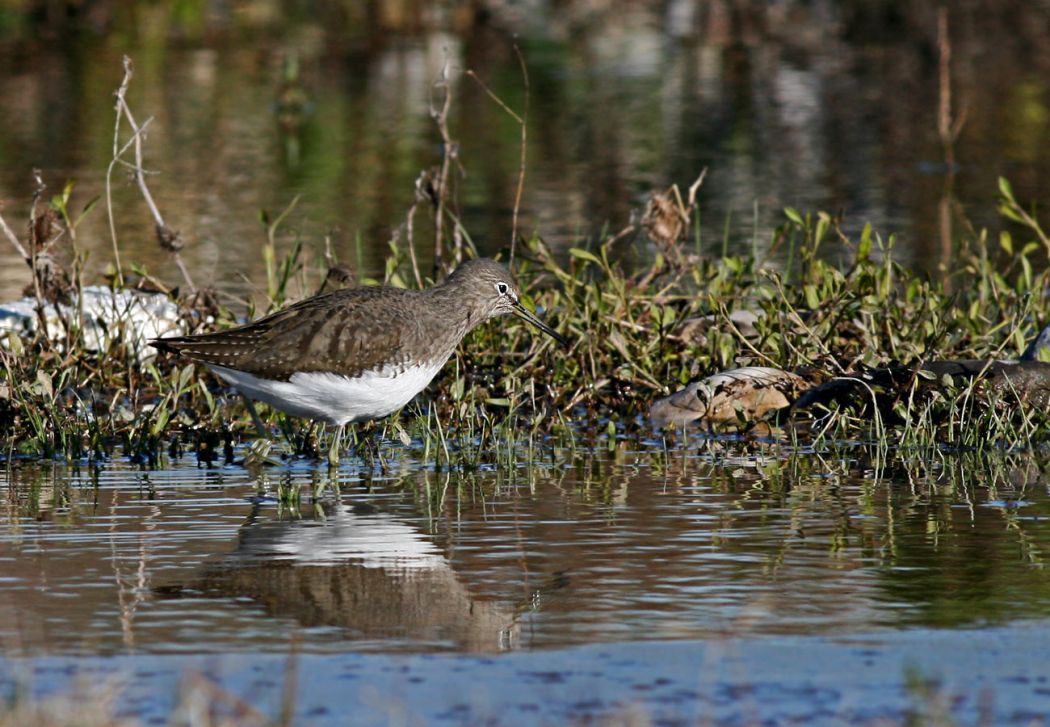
[2,445,1050,656]
[1,1,1050,299]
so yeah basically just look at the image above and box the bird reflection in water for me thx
[156,472,539,652]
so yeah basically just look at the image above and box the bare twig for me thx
[0,203,48,347]
[0,208,29,263]
[28,172,52,342]
[511,45,529,268]
[106,60,131,287]
[404,174,424,288]
[430,60,456,271]
[464,71,522,124]
[466,46,530,268]
[107,56,196,291]
[687,168,708,209]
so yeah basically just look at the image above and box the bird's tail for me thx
[149,332,257,366]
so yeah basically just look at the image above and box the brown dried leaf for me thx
[30,208,60,250]
[641,190,686,247]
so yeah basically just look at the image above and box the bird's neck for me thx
[421,282,489,361]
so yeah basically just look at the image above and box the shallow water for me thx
[7,444,1050,653]
[3,442,1050,722]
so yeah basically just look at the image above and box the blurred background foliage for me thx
[0,1,1048,297]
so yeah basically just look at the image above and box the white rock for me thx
[0,286,185,362]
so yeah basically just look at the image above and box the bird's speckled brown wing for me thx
[152,286,440,381]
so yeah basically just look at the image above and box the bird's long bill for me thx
[512,299,568,346]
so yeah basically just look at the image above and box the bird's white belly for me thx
[208,362,444,425]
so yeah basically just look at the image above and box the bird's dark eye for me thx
[496,282,510,296]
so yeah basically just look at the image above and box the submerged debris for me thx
[650,366,818,428]
[652,324,1050,430]
[794,359,1050,418]
[794,323,1050,418]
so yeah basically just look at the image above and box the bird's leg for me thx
[242,394,269,439]
[327,424,344,467]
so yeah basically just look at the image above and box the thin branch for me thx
[106,58,132,287]
[28,172,50,344]
[121,109,167,229]
[0,207,29,263]
[0,203,47,348]
[114,60,195,291]
[466,49,531,269]
[687,168,708,209]
[107,56,196,292]
[429,59,455,271]
[510,44,529,268]
[404,174,425,288]
[465,70,523,124]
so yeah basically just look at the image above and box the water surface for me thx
[5,444,1050,654]
[3,443,1050,722]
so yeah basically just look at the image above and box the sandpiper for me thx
[151,259,565,463]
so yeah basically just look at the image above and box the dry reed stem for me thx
[27,172,56,344]
[107,56,196,291]
[429,59,455,270]
[0,208,47,340]
[402,172,425,288]
[465,46,530,268]
[510,45,529,268]
[106,60,131,286]
[686,168,707,209]
[0,207,30,263]
[937,7,960,277]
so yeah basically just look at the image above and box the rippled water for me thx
[4,444,1050,655]
[4,444,1050,723]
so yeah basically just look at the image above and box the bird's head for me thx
[446,259,566,345]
